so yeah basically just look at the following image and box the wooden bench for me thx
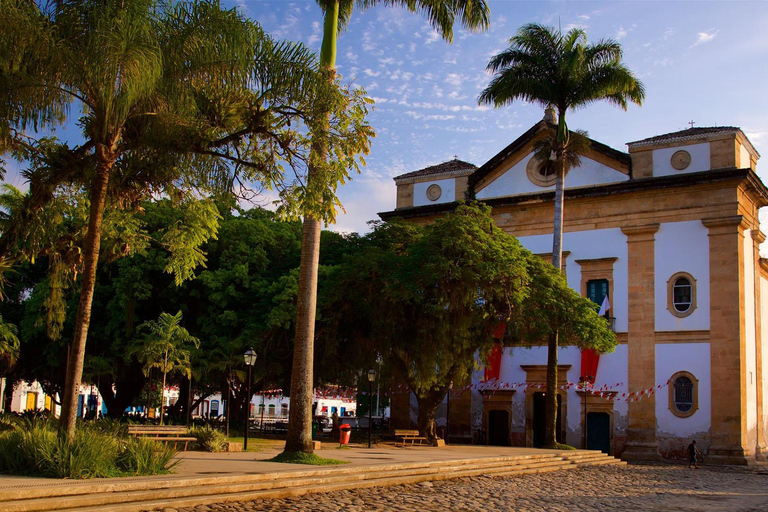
[127,425,196,451]
[394,429,427,447]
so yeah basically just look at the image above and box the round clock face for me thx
[671,150,692,170]
[426,184,442,201]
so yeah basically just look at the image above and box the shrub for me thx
[0,422,177,478]
[117,437,178,475]
[189,425,228,452]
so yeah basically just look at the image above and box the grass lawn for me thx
[226,435,280,452]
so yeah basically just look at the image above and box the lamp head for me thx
[243,347,257,366]
[367,369,376,382]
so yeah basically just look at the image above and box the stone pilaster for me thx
[703,215,751,465]
[621,223,661,461]
[752,229,766,459]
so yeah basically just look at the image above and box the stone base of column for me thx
[707,444,752,465]
[621,440,661,462]
[755,444,768,462]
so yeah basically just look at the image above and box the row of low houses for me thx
[382,112,768,465]
[0,378,359,422]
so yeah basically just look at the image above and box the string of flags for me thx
[255,379,675,405]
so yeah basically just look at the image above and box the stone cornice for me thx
[621,224,660,237]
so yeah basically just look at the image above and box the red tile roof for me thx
[394,158,477,181]
[627,126,740,147]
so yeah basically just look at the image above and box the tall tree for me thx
[478,23,644,447]
[0,0,368,439]
[131,311,199,425]
[321,204,616,443]
[284,0,492,456]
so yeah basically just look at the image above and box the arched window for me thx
[667,272,697,318]
[268,404,276,416]
[668,371,698,418]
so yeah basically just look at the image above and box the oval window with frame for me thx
[673,277,692,313]
[668,371,698,418]
[667,272,696,318]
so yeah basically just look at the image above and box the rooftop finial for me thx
[544,106,557,125]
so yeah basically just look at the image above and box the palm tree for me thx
[479,23,644,447]
[284,0,491,455]
[0,0,324,439]
[131,311,200,425]
[0,315,19,368]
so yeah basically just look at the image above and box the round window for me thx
[426,184,442,201]
[671,150,691,170]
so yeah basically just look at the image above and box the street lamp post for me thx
[243,347,257,451]
[367,369,376,448]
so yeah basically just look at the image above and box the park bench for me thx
[127,425,196,451]
[394,429,427,447]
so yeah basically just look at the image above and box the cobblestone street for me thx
[176,464,768,512]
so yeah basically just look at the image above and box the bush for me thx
[189,425,228,452]
[117,437,178,475]
[0,422,177,478]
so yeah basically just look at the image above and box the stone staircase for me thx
[1,451,624,512]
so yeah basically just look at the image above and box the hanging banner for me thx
[483,343,503,382]
[580,348,600,384]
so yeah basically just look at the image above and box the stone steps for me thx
[2,451,624,512]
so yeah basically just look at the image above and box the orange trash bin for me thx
[339,424,351,445]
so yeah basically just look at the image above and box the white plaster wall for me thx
[654,221,710,331]
[475,153,628,200]
[740,143,752,169]
[652,143,710,176]
[655,343,711,437]
[413,178,456,206]
[517,228,629,332]
[744,230,757,440]
[483,344,628,446]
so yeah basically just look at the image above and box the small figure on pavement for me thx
[687,440,702,468]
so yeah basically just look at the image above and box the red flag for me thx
[483,344,503,381]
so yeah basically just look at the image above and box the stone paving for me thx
[175,464,768,512]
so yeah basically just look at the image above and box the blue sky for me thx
[7,1,768,234]
[236,0,768,234]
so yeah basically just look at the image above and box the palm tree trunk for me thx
[60,155,112,440]
[284,0,338,455]
[160,366,167,426]
[284,217,322,453]
[544,152,566,448]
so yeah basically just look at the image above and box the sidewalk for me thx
[0,441,565,490]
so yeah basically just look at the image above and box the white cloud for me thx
[308,21,321,45]
[616,27,627,40]
[364,68,381,77]
[445,73,465,87]
[448,91,467,100]
[404,111,457,121]
[691,30,719,48]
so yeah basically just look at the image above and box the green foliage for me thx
[0,422,177,478]
[321,203,616,438]
[117,437,178,475]
[132,311,200,380]
[267,452,347,465]
[189,425,228,452]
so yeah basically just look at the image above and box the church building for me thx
[379,112,767,465]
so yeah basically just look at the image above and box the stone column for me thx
[621,224,661,461]
[703,215,750,465]
[752,230,766,459]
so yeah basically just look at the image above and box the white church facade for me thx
[380,117,767,465]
